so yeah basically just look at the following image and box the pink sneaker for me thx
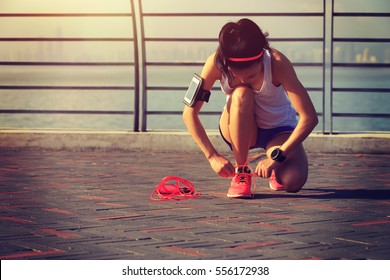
[269,170,284,191]
[227,166,252,198]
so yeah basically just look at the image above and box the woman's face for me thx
[228,61,263,88]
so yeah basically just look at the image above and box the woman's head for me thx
[215,18,270,79]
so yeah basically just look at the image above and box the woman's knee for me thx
[283,172,307,193]
[277,145,308,193]
[278,163,307,193]
[230,86,254,108]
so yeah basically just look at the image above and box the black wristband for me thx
[271,148,286,162]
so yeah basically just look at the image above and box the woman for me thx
[182,18,318,198]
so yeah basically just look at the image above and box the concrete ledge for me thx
[303,133,390,154]
[0,130,389,154]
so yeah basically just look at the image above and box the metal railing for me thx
[137,0,326,132]
[0,0,140,131]
[0,0,389,133]
[330,0,390,133]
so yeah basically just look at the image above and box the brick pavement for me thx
[0,149,389,260]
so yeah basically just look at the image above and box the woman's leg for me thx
[219,86,257,166]
[266,132,308,193]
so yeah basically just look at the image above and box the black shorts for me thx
[219,125,295,151]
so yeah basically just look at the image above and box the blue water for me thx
[0,66,389,132]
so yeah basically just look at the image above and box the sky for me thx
[0,0,389,62]
[1,0,389,13]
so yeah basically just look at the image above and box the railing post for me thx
[136,0,148,132]
[321,0,327,135]
[130,0,140,132]
[329,0,335,134]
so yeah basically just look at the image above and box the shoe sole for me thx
[227,193,252,199]
[269,183,284,191]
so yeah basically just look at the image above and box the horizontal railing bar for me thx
[146,62,204,66]
[0,110,133,115]
[328,131,390,135]
[147,111,221,115]
[142,12,324,17]
[145,38,217,42]
[146,111,325,117]
[332,88,390,93]
[0,86,134,90]
[145,62,324,67]
[333,38,390,43]
[0,13,133,17]
[144,37,324,42]
[0,62,134,66]
[270,38,325,42]
[0,38,134,42]
[147,86,221,91]
[146,86,324,92]
[333,12,390,17]
[332,113,390,118]
[333,63,390,68]
[0,37,325,43]
[304,88,324,92]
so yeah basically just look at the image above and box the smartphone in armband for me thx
[183,73,211,107]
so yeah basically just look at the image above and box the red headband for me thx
[228,50,264,62]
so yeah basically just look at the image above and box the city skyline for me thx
[1,32,388,65]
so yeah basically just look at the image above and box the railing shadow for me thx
[252,188,390,200]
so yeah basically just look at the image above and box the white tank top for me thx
[220,49,298,129]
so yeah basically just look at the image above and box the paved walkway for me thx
[0,149,389,260]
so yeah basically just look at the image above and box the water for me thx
[0,66,389,132]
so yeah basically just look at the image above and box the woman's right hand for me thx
[208,153,235,178]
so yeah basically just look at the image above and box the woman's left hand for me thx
[255,158,280,178]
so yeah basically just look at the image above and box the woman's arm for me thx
[272,49,319,157]
[182,53,235,177]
